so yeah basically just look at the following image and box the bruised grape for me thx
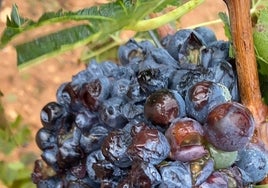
[101,130,132,168]
[127,126,170,165]
[79,77,111,111]
[165,117,207,162]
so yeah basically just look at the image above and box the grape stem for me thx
[223,0,268,149]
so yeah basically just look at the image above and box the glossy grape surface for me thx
[144,89,185,127]
[31,27,268,187]
[204,102,255,151]
[165,117,207,162]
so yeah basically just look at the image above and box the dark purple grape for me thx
[66,181,92,188]
[165,117,207,162]
[71,69,92,87]
[36,177,62,188]
[56,116,77,147]
[60,82,81,111]
[118,39,144,65]
[127,125,170,165]
[40,102,65,130]
[79,77,111,111]
[185,81,231,123]
[144,89,185,127]
[86,150,124,184]
[101,130,132,168]
[138,51,165,72]
[100,180,118,188]
[35,128,57,150]
[199,167,243,188]
[31,159,57,184]
[56,82,68,105]
[58,137,82,168]
[194,26,217,45]
[198,170,229,188]
[126,82,146,102]
[161,29,205,65]
[64,167,100,188]
[86,60,104,78]
[220,167,244,188]
[169,67,211,98]
[207,60,239,101]
[99,60,119,78]
[79,123,110,154]
[205,41,230,65]
[118,161,161,188]
[137,68,168,94]
[113,65,135,80]
[70,162,87,179]
[41,146,59,172]
[235,143,268,184]
[111,78,131,98]
[138,40,156,52]
[190,156,214,186]
[75,110,98,131]
[204,102,255,151]
[150,47,179,69]
[121,102,144,120]
[158,161,192,188]
[98,97,128,129]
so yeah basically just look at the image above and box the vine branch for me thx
[223,0,268,150]
[223,0,267,123]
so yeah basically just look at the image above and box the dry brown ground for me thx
[0,0,227,187]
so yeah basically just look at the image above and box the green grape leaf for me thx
[0,115,31,155]
[218,12,232,40]
[0,131,16,154]
[7,4,28,27]
[0,161,34,187]
[253,8,268,104]
[1,0,203,67]
[253,9,268,75]
[152,0,182,12]
[218,12,235,58]
[253,184,268,188]
[15,24,94,68]
[0,0,181,47]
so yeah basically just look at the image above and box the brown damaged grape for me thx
[144,89,185,127]
[165,117,207,162]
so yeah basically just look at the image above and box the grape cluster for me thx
[32,27,268,188]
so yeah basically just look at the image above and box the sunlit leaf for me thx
[1,0,202,67]
[253,8,268,104]
[218,12,232,40]
[218,12,235,58]
[253,9,268,75]
[15,24,94,68]
[7,4,28,27]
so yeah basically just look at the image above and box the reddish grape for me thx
[79,77,110,111]
[144,89,185,127]
[204,102,255,151]
[165,117,207,162]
